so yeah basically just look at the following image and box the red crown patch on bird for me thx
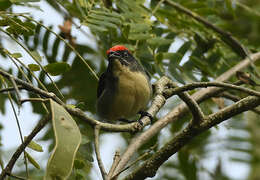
[106,45,128,55]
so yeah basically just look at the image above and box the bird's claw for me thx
[138,111,153,125]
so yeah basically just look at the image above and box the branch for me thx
[9,77,21,106]
[111,144,157,179]
[163,0,248,58]
[94,125,108,180]
[217,92,260,115]
[0,68,63,105]
[0,86,24,93]
[167,81,205,124]
[0,115,50,180]
[125,96,260,179]
[164,81,260,98]
[108,151,121,179]
[111,52,260,177]
[137,76,171,126]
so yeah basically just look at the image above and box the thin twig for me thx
[168,81,205,124]
[94,125,108,180]
[0,86,24,93]
[21,98,46,104]
[112,143,157,179]
[152,0,165,14]
[108,151,121,179]
[9,77,21,106]
[6,90,29,178]
[164,81,260,98]
[4,52,49,113]
[217,92,260,115]
[0,115,50,180]
[6,172,26,180]
[5,50,49,92]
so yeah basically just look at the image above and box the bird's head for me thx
[106,45,136,66]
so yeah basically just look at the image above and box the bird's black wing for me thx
[97,72,107,98]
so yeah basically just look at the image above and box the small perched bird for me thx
[97,45,152,123]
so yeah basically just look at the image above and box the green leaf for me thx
[148,37,173,46]
[0,0,12,11]
[88,14,121,25]
[28,64,40,71]
[25,136,43,152]
[225,0,235,17]
[44,62,71,76]
[0,18,10,26]
[74,159,85,169]
[129,23,151,33]
[85,18,117,29]
[129,33,151,40]
[10,53,22,58]
[83,23,108,32]
[25,151,40,169]
[44,100,82,180]
[90,10,122,18]
[30,50,42,62]
[77,142,94,162]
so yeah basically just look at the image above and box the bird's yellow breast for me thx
[108,60,151,120]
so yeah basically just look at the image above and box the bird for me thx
[97,45,152,124]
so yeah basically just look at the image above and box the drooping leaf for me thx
[44,100,82,180]
[25,151,41,169]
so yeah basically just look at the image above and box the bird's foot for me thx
[138,111,153,125]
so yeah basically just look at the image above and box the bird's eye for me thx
[123,52,128,58]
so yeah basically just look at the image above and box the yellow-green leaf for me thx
[25,136,43,152]
[25,151,40,169]
[10,53,22,58]
[44,100,81,180]
[30,50,42,62]
[28,64,40,71]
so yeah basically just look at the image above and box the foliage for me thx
[0,0,259,179]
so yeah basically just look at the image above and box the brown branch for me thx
[111,52,260,177]
[0,115,50,180]
[94,125,108,180]
[0,86,24,93]
[164,81,260,98]
[163,0,248,58]
[108,151,121,179]
[125,96,260,179]
[137,76,171,126]
[167,81,205,124]
[0,69,63,105]
[217,92,260,115]
[111,143,157,179]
